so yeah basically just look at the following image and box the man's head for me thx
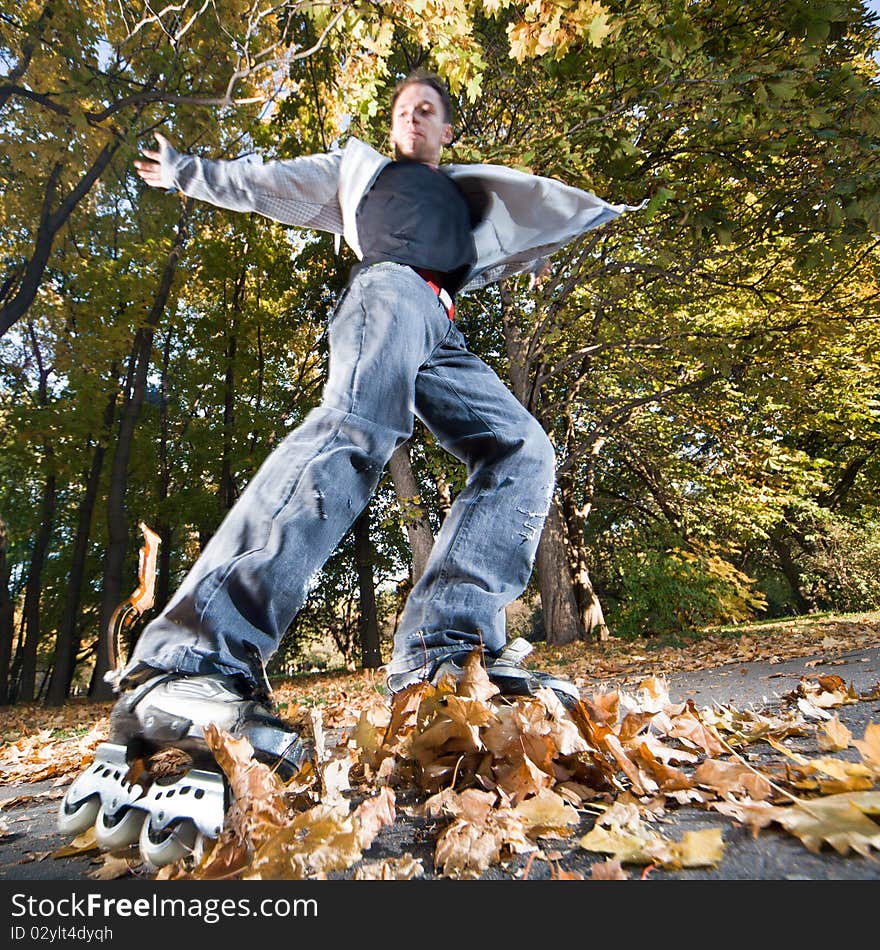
[388,71,453,166]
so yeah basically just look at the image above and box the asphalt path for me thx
[1,646,878,884]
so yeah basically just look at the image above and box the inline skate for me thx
[57,672,306,868]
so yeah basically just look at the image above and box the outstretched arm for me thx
[134,132,172,189]
[133,132,344,235]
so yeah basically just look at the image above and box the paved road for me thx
[1,646,878,883]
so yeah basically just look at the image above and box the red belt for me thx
[414,268,455,320]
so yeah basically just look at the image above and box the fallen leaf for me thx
[87,855,135,880]
[818,715,852,752]
[666,710,728,756]
[777,792,880,856]
[514,788,580,838]
[52,827,98,858]
[203,724,288,846]
[248,803,362,880]
[692,759,773,800]
[310,707,326,764]
[671,828,725,868]
[353,788,396,848]
[853,722,880,775]
[353,854,424,879]
[455,650,500,703]
[434,815,504,879]
[320,756,352,805]
[589,858,629,880]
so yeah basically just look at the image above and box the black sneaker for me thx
[388,638,580,709]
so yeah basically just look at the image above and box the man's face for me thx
[389,83,452,165]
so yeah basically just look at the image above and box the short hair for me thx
[390,70,453,124]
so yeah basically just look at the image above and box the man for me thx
[115,72,638,774]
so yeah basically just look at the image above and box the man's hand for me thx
[528,259,552,291]
[134,132,171,188]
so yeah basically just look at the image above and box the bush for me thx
[607,546,767,639]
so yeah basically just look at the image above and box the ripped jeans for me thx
[121,263,556,691]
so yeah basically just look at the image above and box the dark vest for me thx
[354,159,477,297]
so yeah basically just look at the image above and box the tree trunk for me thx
[387,443,434,583]
[769,531,811,614]
[559,468,609,643]
[353,508,382,668]
[155,332,173,615]
[18,470,56,701]
[46,384,118,706]
[220,325,238,513]
[0,138,122,337]
[431,469,452,527]
[499,280,586,644]
[220,247,248,514]
[535,500,584,645]
[0,516,15,705]
[573,557,609,642]
[90,201,191,698]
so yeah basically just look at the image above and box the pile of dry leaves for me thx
[137,652,879,881]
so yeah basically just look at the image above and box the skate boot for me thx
[57,673,306,868]
[388,637,581,709]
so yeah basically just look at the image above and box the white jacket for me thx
[158,136,641,294]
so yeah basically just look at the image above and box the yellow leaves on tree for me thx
[506,1,615,63]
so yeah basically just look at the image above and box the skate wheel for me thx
[94,804,146,851]
[57,794,100,836]
[139,817,198,870]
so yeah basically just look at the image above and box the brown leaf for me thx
[382,682,429,753]
[203,724,288,845]
[353,787,396,849]
[51,827,98,858]
[455,650,500,703]
[249,804,362,880]
[632,742,693,792]
[666,710,728,756]
[777,792,880,856]
[87,855,135,880]
[692,759,773,800]
[188,832,251,880]
[583,689,619,726]
[589,858,629,880]
[494,754,553,803]
[435,815,503,878]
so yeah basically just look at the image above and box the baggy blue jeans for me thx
[121,263,556,690]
